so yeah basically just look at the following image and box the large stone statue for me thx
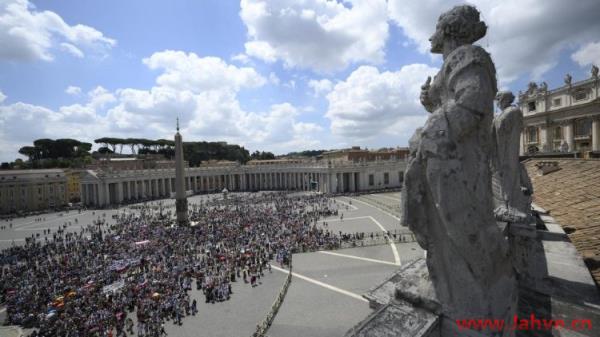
[491,91,532,223]
[400,5,517,334]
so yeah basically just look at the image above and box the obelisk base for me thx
[176,198,188,226]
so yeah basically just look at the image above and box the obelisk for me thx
[174,118,188,226]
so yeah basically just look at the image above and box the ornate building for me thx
[79,156,406,207]
[518,65,600,155]
[0,169,68,214]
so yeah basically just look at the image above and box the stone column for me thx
[80,184,86,205]
[89,184,94,205]
[268,172,272,190]
[349,172,355,192]
[519,131,525,156]
[303,173,307,191]
[593,118,600,152]
[117,182,123,203]
[564,121,575,152]
[99,183,107,206]
[540,125,551,152]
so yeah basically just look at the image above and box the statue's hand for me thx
[420,76,434,113]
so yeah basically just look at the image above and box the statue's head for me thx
[495,91,515,110]
[429,5,487,54]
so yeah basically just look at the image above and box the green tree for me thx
[18,146,38,161]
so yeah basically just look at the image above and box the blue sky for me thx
[1,0,599,162]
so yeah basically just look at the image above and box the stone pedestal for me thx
[347,211,600,337]
[348,259,501,337]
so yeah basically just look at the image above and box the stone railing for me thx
[252,256,293,337]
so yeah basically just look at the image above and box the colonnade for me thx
[80,162,406,207]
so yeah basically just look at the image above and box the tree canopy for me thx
[4,137,281,170]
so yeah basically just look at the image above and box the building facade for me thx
[0,169,68,214]
[518,65,600,155]
[64,169,82,202]
[79,158,407,207]
[320,146,409,163]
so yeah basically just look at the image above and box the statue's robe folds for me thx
[491,106,532,215]
[401,45,517,324]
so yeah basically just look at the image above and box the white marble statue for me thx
[400,5,517,335]
[491,91,532,222]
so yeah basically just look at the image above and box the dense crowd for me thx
[1,192,346,337]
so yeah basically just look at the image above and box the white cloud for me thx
[239,0,389,72]
[244,41,277,63]
[283,80,296,90]
[325,64,438,145]
[0,0,116,62]
[143,50,266,93]
[268,72,280,85]
[65,85,81,95]
[231,53,251,64]
[388,0,600,83]
[87,86,116,109]
[572,41,600,67]
[0,90,6,103]
[59,42,84,58]
[0,52,319,161]
[308,78,333,96]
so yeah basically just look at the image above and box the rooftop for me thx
[524,158,600,286]
[0,169,64,175]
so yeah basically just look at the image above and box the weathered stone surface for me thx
[400,5,517,334]
[491,91,533,222]
[393,259,440,315]
[344,300,439,337]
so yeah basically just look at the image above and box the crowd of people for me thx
[1,192,349,337]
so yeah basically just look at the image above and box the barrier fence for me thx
[252,256,293,337]
[293,230,416,254]
[250,230,416,337]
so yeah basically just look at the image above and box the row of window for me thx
[526,119,593,143]
[0,185,64,199]
[527,91,589,112]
